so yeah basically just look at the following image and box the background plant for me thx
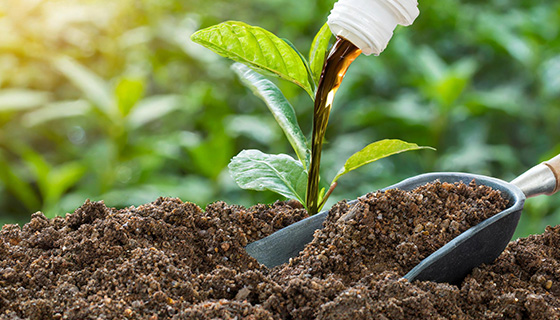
[0,0,558,238]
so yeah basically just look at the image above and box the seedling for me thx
[191,21,432,215]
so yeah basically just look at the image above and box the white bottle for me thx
[327,0,419,56]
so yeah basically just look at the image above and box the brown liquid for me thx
[306,37,361,215]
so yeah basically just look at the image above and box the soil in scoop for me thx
[0,181,559,319]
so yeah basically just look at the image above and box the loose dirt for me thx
[0,181,558,319]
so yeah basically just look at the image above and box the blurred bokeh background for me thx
[0,0,559,238]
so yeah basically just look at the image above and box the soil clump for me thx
[0,181,558,319]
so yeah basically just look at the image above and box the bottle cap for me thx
[327,0,419,55]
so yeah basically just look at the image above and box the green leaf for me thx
[229,149,308,205]
[190,128,234,180]
[20,147,50,189]
[0,89,51,112]
[127,95,180,129]
[115,77,145,117]
[16,146,85,215]
[231,63,309,169]
[225,115,277,144]
[309,23,332,86]
[191,21,314,98]
[282,38,316,93]
[44,162,86,215]
[0,152,41,211]
[332,139,434,183]
[53,57,116,118]
[22,100,91,127]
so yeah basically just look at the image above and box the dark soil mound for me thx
[0,181,558,319]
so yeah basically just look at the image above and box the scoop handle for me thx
[511,154,560,198]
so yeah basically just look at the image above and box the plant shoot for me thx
[191,0,429,215]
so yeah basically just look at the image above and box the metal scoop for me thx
[245,154,560,284]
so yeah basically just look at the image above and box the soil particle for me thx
[0,181,559,319]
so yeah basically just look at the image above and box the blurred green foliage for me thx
[0,0,559,239]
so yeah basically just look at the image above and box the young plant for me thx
[191,21,432,215]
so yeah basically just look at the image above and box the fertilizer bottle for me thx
[327,0,420,55]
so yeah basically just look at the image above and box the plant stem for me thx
[306,37,361,215]
[317,181,338,210]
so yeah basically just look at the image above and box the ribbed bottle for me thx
[327,0,419,55]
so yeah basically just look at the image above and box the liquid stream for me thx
[306,37,361,215]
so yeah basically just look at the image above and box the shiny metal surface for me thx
[511,164,557,198]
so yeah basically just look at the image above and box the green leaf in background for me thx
[231,63,310,169]
[332,139,435,184]
[43,163,86,215]
[53,57,116,118]
[190,128,234,180]
[225,114,277,145]
[191,21,314,98]
[22,100,91,127]
[19,147,86,214]
[309,23,332,86]
[126,95,181,129]
[0,89,51,112]
[0,152,41,212]
[10,146,85,216]
[115,77,145,117]
[415,48,477,109]
[229,149,308,205]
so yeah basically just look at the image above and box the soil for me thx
[0,180,559,319]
